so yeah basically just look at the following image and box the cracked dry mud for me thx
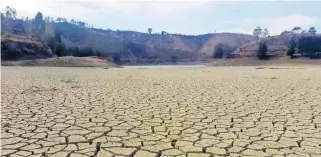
[1,66,321,157]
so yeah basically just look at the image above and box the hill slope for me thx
[198,33,257,56]
[55,22,213,60]
[235,35,290,57]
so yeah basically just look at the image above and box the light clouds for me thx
[0,0,320,35]
[237,14,319,35]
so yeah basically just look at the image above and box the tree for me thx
[54,31,62,43]
[253,27,269,39]
[70,19,76,25]
[213,44,235,59]
[1,6,18,34]
[257,41,268,60]
[280,30,291,35]
[161,31,167,35]
[291,27,303,34]
[213,43,224,59]
[55,43,67,56]
[47,37,56,52]
[263,28,269,38]
[112,53,121,62]
[253,26,262,38]
[32,12,45,40]
[43,22,55,44]
[148,28,152,34]
[1,13,12,34]
[170,55,178,63]
[298,36,321,58]
[286,38,296,58]
[222,45,236,58]
[5,6,17,19]
[308,27,317,35]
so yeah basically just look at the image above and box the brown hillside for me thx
[198,33,256,56]
[56,23,213,60]
[236,35,290,57]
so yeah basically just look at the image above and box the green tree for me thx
[148,28,152,34]
[280,30,291,36]
[170,55,178,63]
[286,38,296,58]
[5,6,17,19]
[161,31,167,35]
[257,42,268,60]
[298,36,321,58]
[43,22,55,44]
[253,27,269,39]
[1,6,18,34]
[253,26,262,38]
[263,28,269,38]
[55,42,67,56]
[213,43,224,59]
[54,31,62,43]
[32,12,45,40]
[291,27,302,34]
[308,27,317,35]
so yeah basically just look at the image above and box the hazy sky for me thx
[1,0,320,35]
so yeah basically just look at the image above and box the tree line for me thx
[254,26,320,60]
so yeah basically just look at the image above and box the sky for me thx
[1,0,320,35]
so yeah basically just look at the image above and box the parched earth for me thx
[1,66,321,157]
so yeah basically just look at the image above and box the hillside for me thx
[235,35,290,57]
[198,33,257,56]
[56,22,213,60]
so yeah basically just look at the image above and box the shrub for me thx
[54,43,67,56]
[170,55,178,63]
[286,38,296,58]
[213,43,224,59]
[112,53,121,62]
[257,41,268,60]
[213,44,235,59]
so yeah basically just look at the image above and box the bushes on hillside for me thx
[297,36,321,58]
[213,43,236,59]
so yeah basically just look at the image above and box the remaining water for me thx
[122,64,208,69]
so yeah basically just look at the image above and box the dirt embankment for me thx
[1,56,120,68]
[1,34,54,60]
[211,57,321,66]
